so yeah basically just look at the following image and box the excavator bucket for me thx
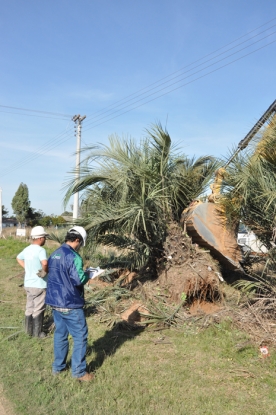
[181,201,243,270]
[179,101,276,272]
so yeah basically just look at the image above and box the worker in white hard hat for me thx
[16,225,49,338]
[45,226,94,382]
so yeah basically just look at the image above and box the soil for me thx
[0,386,14,415]
[188,300,223,315]
[115,223,226,323]
[155,222,224,303]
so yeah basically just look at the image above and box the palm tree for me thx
[64,123,217,272]
[221,118,276,248]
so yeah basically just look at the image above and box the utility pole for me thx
[72,114,86,220]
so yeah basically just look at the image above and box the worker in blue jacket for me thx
[45,226,93,382]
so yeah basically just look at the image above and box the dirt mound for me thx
[189,300,223,315]
[89,223,225,327]
[156,222,224,303]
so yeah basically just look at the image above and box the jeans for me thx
[52,308,88,378]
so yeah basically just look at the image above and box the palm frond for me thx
[64,123,218,272]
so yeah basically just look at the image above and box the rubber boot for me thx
[33,312,47,338]
[24,315,33,336]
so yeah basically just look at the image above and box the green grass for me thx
[0,238,55,259]
[1,239,276,414]
[0,238,29,258]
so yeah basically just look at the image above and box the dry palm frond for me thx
[233,249,276,319]
[140,299,187,327]
[84,285,132,307]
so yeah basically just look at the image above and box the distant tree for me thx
[11,183,30,226]
[26,208,45,226]
[61,211,73,216]
[2,205,9,218]
[37,216,52,227]
[51,216,67,226]
[38,215,66,227]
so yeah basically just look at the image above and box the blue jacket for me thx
[45,243,89,309]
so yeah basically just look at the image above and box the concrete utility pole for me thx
[72,114,86,220]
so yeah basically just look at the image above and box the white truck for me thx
[237,223,268,254]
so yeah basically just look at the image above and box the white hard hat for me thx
[68,226,87,246]
[31,226,48,239]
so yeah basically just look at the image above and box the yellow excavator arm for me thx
[182,100,276,271]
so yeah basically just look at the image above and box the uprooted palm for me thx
[64,123,217,272]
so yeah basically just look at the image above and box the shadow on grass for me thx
[87,323,145,373]
[43,305,145,373]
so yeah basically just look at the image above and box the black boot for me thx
[33,312,46,338]
[25,315,33,336]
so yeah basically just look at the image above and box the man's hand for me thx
[37,269,47,278]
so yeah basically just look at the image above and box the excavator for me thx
[181,100,276,271]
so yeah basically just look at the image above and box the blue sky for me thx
[0,0,276,215]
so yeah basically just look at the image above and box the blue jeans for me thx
[52,308,88,378]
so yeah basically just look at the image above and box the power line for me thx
[1,35,275,177]
[3,16,273,126]
[0,123,74,174]
[83,18,276,124]
[2,36,275,180]
[82,38,276,133]
[0,110,70,121]
[81,29,276,130]
[0,19,276,177]
[0,105,72,118]
[2,17,275,128]
[0,17,276,127]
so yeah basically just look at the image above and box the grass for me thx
[1,239,276,414]
[0,237,57,259]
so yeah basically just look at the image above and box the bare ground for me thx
[0,386,14,415]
